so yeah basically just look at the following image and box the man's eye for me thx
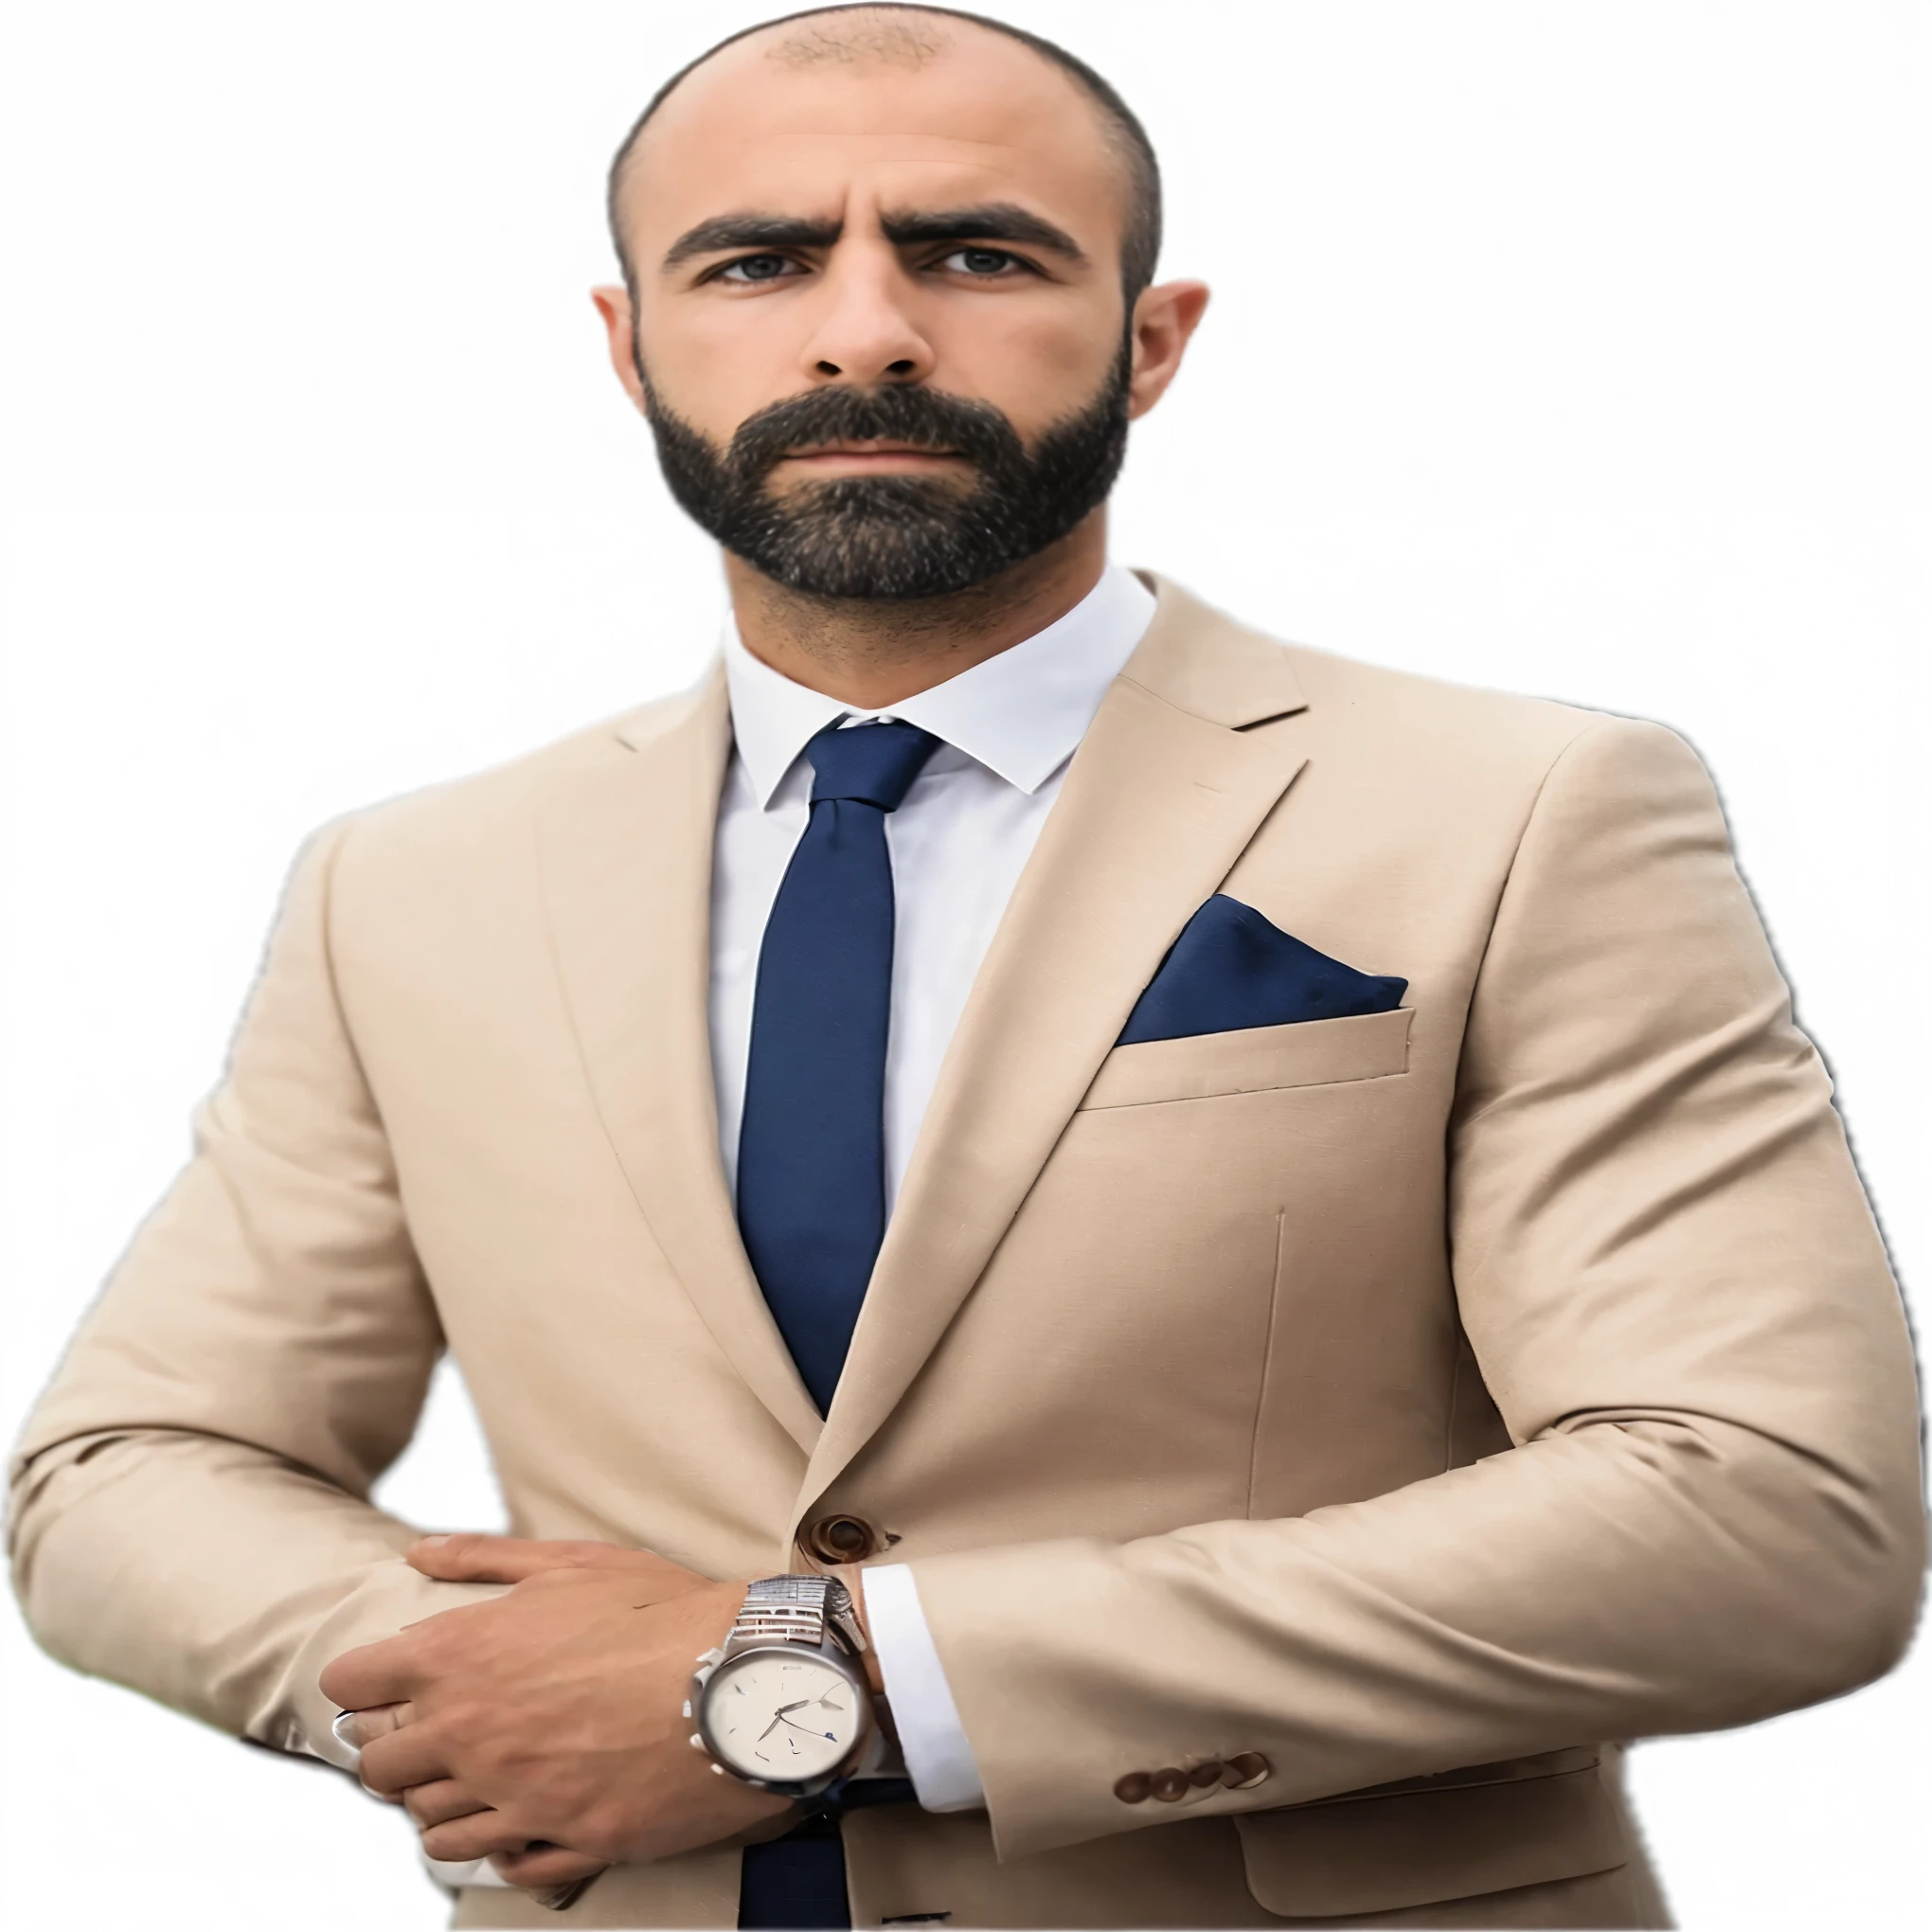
[717,254,798,284]
[941,246,1021,277]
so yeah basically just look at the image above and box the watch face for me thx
[704,1648,865,1783]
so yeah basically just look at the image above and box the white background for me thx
[2,2,1925,1925]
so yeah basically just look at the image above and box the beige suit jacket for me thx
[10,578,1923,1929]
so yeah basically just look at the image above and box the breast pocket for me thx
[1078,1006,1413,1111]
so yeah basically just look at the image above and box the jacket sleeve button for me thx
[1222,1752,1272,1790]
[1152,1767,1190,1801]
[1190,1761,1224,1787]
[1113,1771,1154,1804]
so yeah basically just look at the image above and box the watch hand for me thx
[778,1714,840,1740]
[758,1699,815,1742]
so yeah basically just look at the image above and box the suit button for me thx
[1222,1752,1272,1790]
[801,1514,879,1564]
[1113,1772,1153,1804]
[1151,1767,1190,1801]
[1190,1761,1224,1788]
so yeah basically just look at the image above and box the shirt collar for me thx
[722,564,1158,809]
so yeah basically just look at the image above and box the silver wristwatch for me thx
[688,1575,883,1798]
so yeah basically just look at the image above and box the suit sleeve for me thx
[8,821,505,1756]
[902,717,1925,1859]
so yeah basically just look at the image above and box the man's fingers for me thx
[407,1533,628,1583]
[324,1591,504,1707]
[331,1700,413,1753]
[492,1845,609,1893]
[420,1809,544,1863]
[319,1635,423,1713]
[402,1778,492,1829]
[359,1723,456,1798]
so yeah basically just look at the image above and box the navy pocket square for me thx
[1118,895,1407,1046]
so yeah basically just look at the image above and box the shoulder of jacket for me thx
[1273,635,1690,780]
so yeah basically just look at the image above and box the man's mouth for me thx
[777,440,966,469]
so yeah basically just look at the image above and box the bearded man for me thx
[10,7,1922,1931]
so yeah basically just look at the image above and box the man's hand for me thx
[319,1535,793,1891]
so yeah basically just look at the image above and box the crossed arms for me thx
[10,717,1924,1890]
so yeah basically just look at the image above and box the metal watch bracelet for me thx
[724,1573,868,1659]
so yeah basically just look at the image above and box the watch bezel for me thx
[694,1639,876,1796]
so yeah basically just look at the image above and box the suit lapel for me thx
[799,583,1311,1508]
[536,670,823,1456]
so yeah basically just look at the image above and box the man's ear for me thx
[591,284,650,415]
[1125,279,1211,421]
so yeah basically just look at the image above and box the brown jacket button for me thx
[800,1514,878,1564]
[1189,1761,1224,1788]
[1151,1767,1190,1801]
[1222,1752,1272,1790]
[1113,1772,1153,1804]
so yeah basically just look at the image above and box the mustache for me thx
[724,385,1025,480]
[635,336,1133,600]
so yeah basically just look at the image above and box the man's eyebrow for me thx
[661,213,844,270]
[660,203,1089,274]
[880,203,1087,262]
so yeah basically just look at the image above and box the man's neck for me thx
[724,513,1109,709]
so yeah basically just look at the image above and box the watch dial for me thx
[707,1650,864,1781]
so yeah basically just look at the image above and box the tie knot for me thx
[804,720,940,813]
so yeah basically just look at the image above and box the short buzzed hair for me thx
[606,4,1162,301]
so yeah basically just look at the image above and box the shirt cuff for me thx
[860,1564,986,1813]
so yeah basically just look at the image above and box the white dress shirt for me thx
[711,564,1157,1812]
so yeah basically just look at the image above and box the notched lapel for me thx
[801,582,1313,1504]
[536,669,823,1455]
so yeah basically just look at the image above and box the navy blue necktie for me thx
[737,719,940,1415]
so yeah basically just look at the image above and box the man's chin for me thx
[738,555,1040,607]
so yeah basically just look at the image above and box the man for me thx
[9,6,1923,1928]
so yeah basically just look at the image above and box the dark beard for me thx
[638,344,1131,601]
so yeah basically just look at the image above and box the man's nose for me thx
[796,250,936,387]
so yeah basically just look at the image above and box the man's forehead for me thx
[622,23,1122,243]
[641,131,1038,234]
